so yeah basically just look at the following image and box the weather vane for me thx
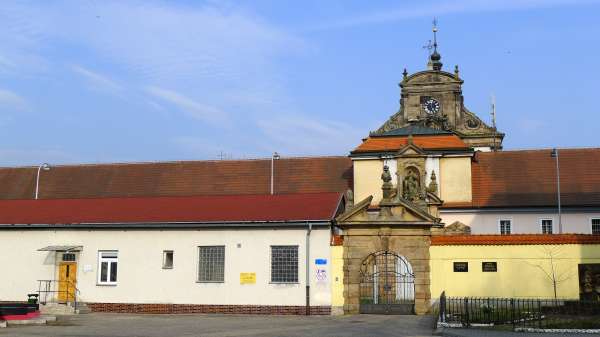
[432,17,438,52]
[423,18,439,56]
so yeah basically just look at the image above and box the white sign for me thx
[316,268,327,283]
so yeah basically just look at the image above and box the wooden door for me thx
[58,262,77,303]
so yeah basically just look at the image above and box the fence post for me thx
[538,299,542,329]
[464,298,470,327]
[510,298,515,331]
[439,291,446,323]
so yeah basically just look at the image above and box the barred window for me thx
[592,219,600,235]
[499,220,511,235]
[541,219,553,234]
[271,245,298,283]
[198,246,225,282]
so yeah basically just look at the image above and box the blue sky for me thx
[1,0,599,166]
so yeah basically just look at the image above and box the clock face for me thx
[424,98,440,114]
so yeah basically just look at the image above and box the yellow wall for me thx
[330,245,344,314]
[353,159,382,204]
[430,244,600,299]
[439,157,471,203]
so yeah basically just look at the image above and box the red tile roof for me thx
[0,157,352,200]
[352,135,469,154]
[431,234,600,246]
[465,148,600,208]
[0,192,342,225]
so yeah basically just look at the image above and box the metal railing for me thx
[438,292,600,330]
[37,279,80,310]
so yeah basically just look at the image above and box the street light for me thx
[550,149,562,233]
[34,163,51,200]
[271,152,280,195]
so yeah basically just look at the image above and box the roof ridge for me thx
[0,155,349,169]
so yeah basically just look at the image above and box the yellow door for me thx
[58,262,77,303]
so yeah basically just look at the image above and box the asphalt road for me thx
[0,313,437,337]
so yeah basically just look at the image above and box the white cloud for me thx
[308,0,600,31]
[0,88,28,110]
[146,86,228,125]
[257,115,362,155]
[71,65,122,93]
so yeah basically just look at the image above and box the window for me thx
[163,250,174,269]
[270,245,298,283]
[98,251,118,285]
[198,246,225,282]
[499,219,512,235]
[592,218,600,235]
[540,219,553,234]
[62,253,76,262]
[453,262,468,272]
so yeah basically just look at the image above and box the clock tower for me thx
[372,24,504,150]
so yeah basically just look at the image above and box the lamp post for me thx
[34,163,51,200]
[550,149,562,233]
[270,152,280,195]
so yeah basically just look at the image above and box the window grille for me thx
[198,246,225,282]
[541,219,553,234]
[271,245,298,283]
[62,253,76,262]
[592,219,600,235]
[499,220,511,235]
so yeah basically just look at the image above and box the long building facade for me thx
[1,45,600,316]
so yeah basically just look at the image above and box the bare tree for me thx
[527,246,575,300]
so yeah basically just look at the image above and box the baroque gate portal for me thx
[359,251,415,314]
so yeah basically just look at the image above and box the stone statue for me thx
[345,189,354,211]
[427,171,439,195]
[381,165,392,183]
[402,168,421,201]
[381,165,394,200]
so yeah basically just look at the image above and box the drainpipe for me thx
[305,221,312,315]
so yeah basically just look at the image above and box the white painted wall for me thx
[0,227,332,306]
[441,211,600,234]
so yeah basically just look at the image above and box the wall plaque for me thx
[453,262,468,272]
[239,272,256,284]
[482,262,497,272]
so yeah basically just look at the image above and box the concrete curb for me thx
[0,320,6,328]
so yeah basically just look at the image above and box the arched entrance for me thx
[359,251,415,314]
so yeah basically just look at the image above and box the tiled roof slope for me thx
[352,134,469,154]
[0,157,352,200]
[432,234,600,246]
[0,193,342,225]
[469,148,600,208]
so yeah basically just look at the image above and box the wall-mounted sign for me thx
[240,272,256,284]
[482,262,497,272]
[316,268,327,283]
[315,259,327,265]
[453,262,468,272]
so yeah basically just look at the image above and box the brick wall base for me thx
[86,303,331,315]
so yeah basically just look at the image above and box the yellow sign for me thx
[240,272,256,284]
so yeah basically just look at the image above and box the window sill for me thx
[269,282,299,285]
[162,266,173,270]
[196,281,225,284]
[96,283,117,286]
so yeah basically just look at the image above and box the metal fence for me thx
[438,292,600,330]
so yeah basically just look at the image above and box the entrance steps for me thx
[40,302,90,315]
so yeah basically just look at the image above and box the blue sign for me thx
[315,259,327,265]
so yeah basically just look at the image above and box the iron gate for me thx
[359,251,415,314]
